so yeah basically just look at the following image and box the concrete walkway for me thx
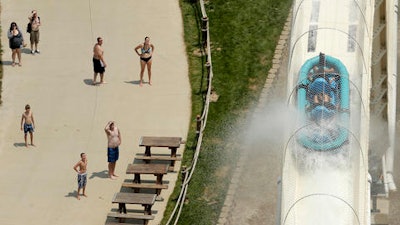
[0,1,190,225]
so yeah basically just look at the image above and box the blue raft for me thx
[296,53,350,151]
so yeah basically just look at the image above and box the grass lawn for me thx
[162,0,292,224]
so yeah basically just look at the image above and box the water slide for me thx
[281,0,374,224]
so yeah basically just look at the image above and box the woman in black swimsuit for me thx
[7,22,24,66]
[134,37,155,86]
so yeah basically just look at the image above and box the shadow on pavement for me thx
[13,142,27,147]
[89,170,109,179]
[64,190,78,198]
[124,80,141,85]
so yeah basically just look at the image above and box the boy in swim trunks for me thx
[73,153,88,200]
[20,104,35,147]
[105,121,121,179]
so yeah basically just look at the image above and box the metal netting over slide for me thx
[280,0,374,223]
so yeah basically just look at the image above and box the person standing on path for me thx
[8,22,24,67]
[134,36,155,86]
[104,121,121,179]
[20,104,35,147]
[28,10,41,54]
[93,37,107,85]
[73,153,88,200]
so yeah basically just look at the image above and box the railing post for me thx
[196,115,201,134]
[181,166,187,185]
[201,16,208,47]
[205,61,211,77]
[205,61,211,88]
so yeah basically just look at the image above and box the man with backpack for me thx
[28,10,41,54]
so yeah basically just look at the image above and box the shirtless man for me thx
[92,37,107,85]
[104,121,121,179]
[73,153,88,200]
[20,104,35,147]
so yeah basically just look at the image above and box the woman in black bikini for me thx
[134,37,155,86]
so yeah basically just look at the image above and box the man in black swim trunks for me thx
[92,37,107,85]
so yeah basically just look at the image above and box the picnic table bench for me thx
[106,213,154,225]
[125,163,169,199]
[138,136,183,168]
[108,192,156,225]
[122,179,168,190]
[135,153,182,171]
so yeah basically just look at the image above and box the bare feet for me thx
[109,175,117,180]
[31,143,35,147]
[25,143,28,147]
[149,81,152,86]
[18,63,21,67]
[12,62,16,67]
[92,80,97,85]
[77,195,80,200]
[100,81,107,84]
[112,174,119,177]
[82,194,87,198]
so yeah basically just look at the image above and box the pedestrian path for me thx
[0,1,190,224]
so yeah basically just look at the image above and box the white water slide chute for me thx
[281,0,375,224]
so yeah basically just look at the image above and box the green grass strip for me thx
[162,0,292,224]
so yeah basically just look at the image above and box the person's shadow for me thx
[13,142,27,147]
[83,79,96,86]
[89,170,109,179]
[124,80,141,85]
[65,190,78,198]
[21,48,32,54]
[1,60,15,66]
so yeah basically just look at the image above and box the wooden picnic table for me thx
[112,192,156,215]
[139,136,182,167]
[126,163,169,196]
